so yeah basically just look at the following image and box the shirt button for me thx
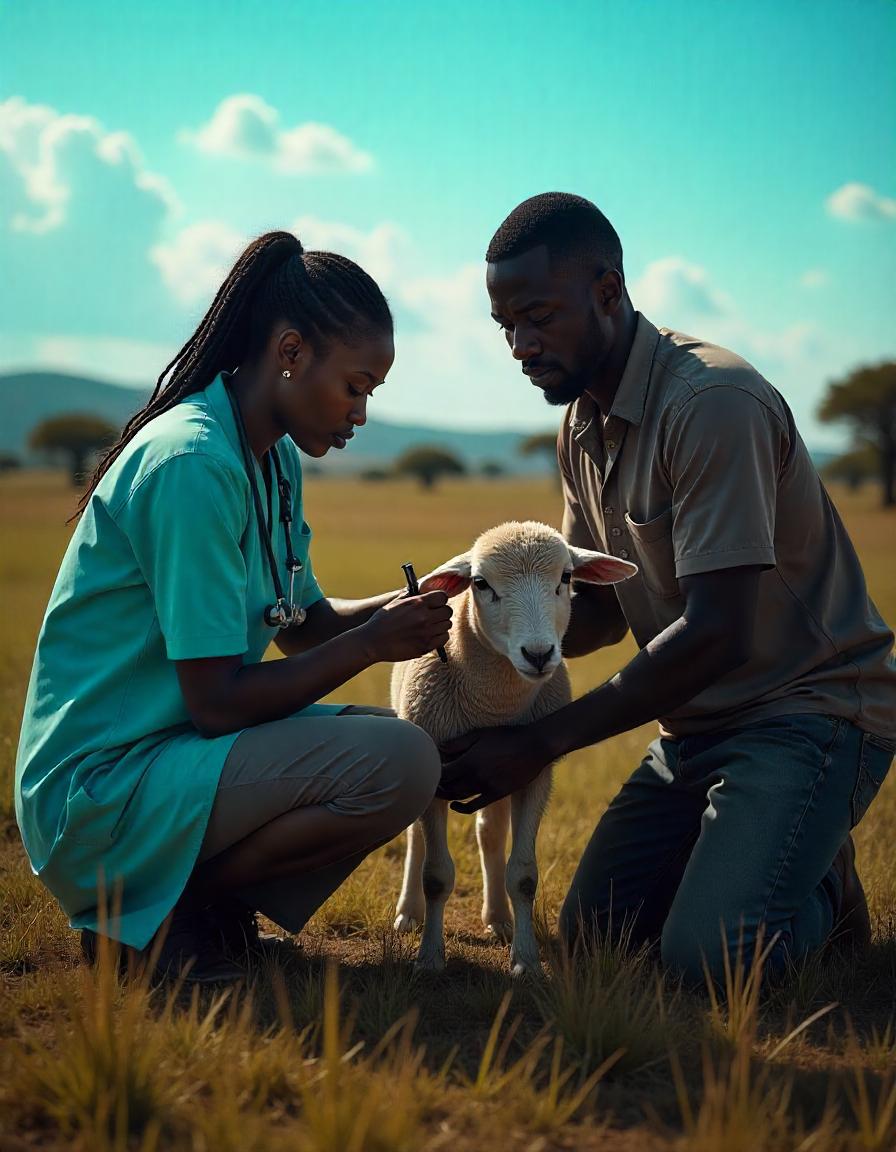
[610,526,622,537]
[618,549,630,559]
[606,440,616,449]
[604,506,614,516]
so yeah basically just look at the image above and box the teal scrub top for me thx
[15,373,341,948]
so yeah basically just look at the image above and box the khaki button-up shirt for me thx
[559,313,896,739]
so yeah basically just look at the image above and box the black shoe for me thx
[80,927,132,972]
[830,834,872,955]
[206,900,296,963]
[81,905,245,986]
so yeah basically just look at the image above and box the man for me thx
[438,192,895,984]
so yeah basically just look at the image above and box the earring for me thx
[282,370,291,379]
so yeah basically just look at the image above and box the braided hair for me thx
[76,230,392,516]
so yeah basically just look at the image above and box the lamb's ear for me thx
[568,546,638,585]
[418,553,473,598]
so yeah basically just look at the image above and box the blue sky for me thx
[2,0,894,445]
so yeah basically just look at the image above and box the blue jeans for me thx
[559,714,894,985]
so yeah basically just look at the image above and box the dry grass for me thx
[1,471,894,1150]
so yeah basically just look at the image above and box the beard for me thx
[542,370,590,407]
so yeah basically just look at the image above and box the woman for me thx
[15,231,452,984]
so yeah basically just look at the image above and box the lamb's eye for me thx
[473,576,499,602]
[556,571,572,595]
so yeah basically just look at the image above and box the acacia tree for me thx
[519,430,560,485]
[818,362,896,507]
[394,445,466,490]
[519,430,557,461]
[29,413,119,486]
[821,444,878,492]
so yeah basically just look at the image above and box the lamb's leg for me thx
[507,767,552,977]
[415,798,454,971]
[394,820,426,932]
[476,797,512,941]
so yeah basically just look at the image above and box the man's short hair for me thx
[486,192,624,279]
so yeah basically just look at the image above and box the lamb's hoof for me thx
[485,921,514,943]
[413,949,446,973]
[510,960,542,980]
[393,913,421,934]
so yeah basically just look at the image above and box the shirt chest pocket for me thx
[624,508,679,599]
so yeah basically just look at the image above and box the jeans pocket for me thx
[850,732,895,829]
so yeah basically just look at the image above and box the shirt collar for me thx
[203,371,243,458]
[607,312,660,427]
[569,312,660,432]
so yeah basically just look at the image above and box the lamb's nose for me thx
[521,645,555,673]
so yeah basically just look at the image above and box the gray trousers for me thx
[197,706,440,932]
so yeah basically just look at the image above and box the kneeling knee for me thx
[661,923,718,988]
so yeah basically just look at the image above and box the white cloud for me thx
[744,322,820,363]
[149,216,413,314]
[0,95,178,234]
[630,257,730,323]
[181,95,373,173]
[150,220,247,306]
[826,182,896,222]
[0,96,182,344]
[800,267,829,288]
[277,123,373,174]
[632,255,821,372]
[383,262,551,429]
[290,215,413,291]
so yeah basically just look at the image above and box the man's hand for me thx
[437,724,553,814]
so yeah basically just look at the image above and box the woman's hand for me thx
[436,724,554,813]
[360,591,452,663]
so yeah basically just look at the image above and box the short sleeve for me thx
[120,454,250,659]
[665,386,786,578]
[558,423,599,550]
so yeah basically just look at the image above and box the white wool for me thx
[391,521,633,976]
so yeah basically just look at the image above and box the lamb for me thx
[391,520,637,976]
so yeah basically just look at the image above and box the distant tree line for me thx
[819,361,896,507]
[28,413,119,486]
[15,359,896,508]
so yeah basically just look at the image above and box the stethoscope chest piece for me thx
[265,599,307,629]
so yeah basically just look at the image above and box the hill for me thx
[0,370,842,475]
[0,371,550,474]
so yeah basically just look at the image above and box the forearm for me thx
[197,629,376,736]
[276,590,401,654]
[538,617,746,758]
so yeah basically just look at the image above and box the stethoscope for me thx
[224,378,307,630]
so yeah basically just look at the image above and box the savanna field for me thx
[1,471,894,1152]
